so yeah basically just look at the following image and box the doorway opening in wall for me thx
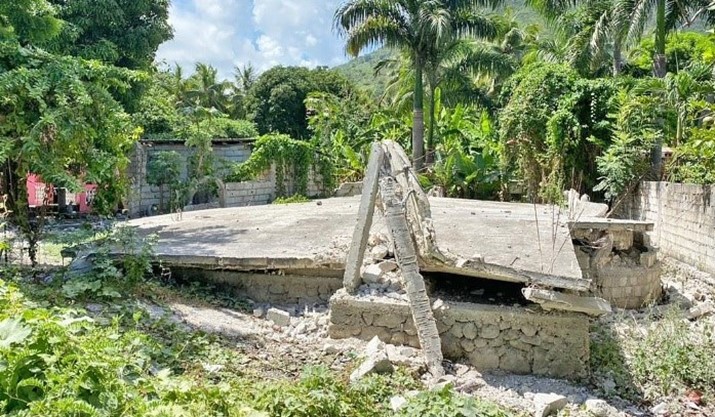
[192,182,220,205]
[423,272,530,306]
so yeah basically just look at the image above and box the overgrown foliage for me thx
[498,63,617,201]
[246,66,353,139]
[229,134,334,197]
[591,308,715,404]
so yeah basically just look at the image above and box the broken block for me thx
[362,264,385,284]
[350,339,394,382]
[266,307,291,327]
[533,393,567,417]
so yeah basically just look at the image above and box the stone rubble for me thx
[266,307,291,327]
[349,336,394,382]
[533,393,568,417]
[584,398,615,417]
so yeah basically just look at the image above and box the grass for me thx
[590,307,715,407]
[0,226,517,417]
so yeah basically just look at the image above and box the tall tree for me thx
[246,66,352,138]
[626,0,712,78]
[46,0,172,70]
[0,0,62,45]
[185,63,233,114]
[625,0,713,173]
[334,0,503,170]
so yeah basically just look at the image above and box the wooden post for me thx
[343,142,385,294]
[380,175,444,378]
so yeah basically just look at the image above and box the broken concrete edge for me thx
[421,262,592,293]
[522,288,612,316]
[569,218,654,232]
[146,254,345,277]
[331,288,596,320]
[343,142,385,294]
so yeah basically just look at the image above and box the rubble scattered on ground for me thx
[533,393,568,417]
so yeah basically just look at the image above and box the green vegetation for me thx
[591,308,715,404]
[273,195,311,205]
[0,227,513,417]
[229,134,334,197]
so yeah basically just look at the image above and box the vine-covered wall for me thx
[126,139,327,217]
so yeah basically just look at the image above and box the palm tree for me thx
[334,0,502,170]
[185,63,232,114]
[527,0,630,76]
[235,63,257,91]
[626,0,713,77]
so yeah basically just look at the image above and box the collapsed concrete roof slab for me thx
[126,196,586,289]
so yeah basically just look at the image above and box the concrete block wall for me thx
[127,141,253,217]
[224,171,276,207]
[328,290,590,378]
[127,140,330,217]
[622,182,715,275]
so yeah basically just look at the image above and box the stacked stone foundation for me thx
[329,290,590,378]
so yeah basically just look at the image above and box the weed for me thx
[396,386,515,417]
[591,307,715,405]
[630,308,715,399]
[272,195,311,205]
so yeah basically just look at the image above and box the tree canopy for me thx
[246,66,353,139]
[45,0,172,70]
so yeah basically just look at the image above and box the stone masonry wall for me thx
[329,290,590,378]
[171,268,343,305]
[621,182,715,275]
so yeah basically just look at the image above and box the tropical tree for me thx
[626,0,713,78]
[527,0,630,76]
[334,0,504,170]
[46,0,172,70]
[246,66,352,138]
[185,63,233,115]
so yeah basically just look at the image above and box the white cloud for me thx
[156,0,350,80]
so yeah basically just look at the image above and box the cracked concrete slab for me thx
[126,196,584,286]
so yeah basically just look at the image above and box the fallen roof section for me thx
[127,196,587,289]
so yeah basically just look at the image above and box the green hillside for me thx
[334,48,397,98]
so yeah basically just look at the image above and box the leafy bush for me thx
[60,226,156,301]
[209,118,259,139]
[498,63,617,201]
[668,127,715,184]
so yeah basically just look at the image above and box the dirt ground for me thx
[106,255,706,417]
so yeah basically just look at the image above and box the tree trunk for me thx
[653,0,667,79]
[412,63,425,171]
[426,81,437,165]
[650,0,667,177]
[612,39,623,76]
